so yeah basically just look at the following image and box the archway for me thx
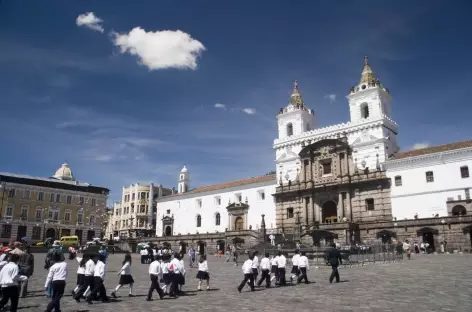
[376,230,396,246]
[234,217,244,231]
[45,228,56,240]
[312,230,338,247]
[452,205,467,216]
[216,239,225,252]
[197,241,206,255]
[322,201,338,223]
[179,241,187,254]
[165,226,172,236]
[417,227,438,252]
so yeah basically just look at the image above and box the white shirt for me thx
[0,262,27,287]
[140,249,148,256]
[0,254,6,262]
[169,258,181,274]
[298,255,309,269]
[251,255,259,269]
[76,257,85,274]
[157,250,163,256]
[153,249,157,256]
[291,254,300,266]
[198,261,209,272]
[259,257,271,270]
[120,262,132,275]
[242,259,253,274]
[270,256,279,266]
[149,260,162,276]
[84,259,95,276]
[45,262,68,287]
[161,262,169,274]
[179,259,186,275]
[277,255,287,268]
[93,260,106,280]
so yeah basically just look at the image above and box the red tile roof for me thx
[172,173,276,196]
[390,140,472,160]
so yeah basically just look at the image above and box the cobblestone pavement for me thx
[15,253,472,312]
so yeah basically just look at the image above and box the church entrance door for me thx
[165,226,172,236]
[322,201,338,223]
[234,217,244,231]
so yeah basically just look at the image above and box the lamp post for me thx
[42,207,49,242]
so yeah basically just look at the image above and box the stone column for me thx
[315,201,321,224]
[344,153,349,175]
[244,213,248,230]
[300,161,306,183]
[337,154,341,176]
[338,192,344,219]
[311,194,316,223]
[346,191,352,221]
[228,213,232,231]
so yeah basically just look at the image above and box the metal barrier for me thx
[264,244,404,267]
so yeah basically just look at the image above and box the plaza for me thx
[16,252,472,312]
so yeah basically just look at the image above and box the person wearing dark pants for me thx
[237,253,254,292]
[0,254,28,312]
[257,252,271,287]
[146,258,164,301]
[86,255,109,304]
[44,252,68,312]
[250,251,259,286]
[327,243,343,283]
[297,251,310,284]
[276,251,287,286]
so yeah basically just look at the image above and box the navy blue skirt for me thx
[270,265,278,274]
[196,271,209,280]
[291,266,299,274]
[119,274,134,285]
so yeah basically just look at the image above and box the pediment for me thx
[352,131,379,145]
[226,202,249,210]
[276,150,299,162]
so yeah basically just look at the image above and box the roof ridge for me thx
[390,139,472,160]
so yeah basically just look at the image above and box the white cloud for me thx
[324,94,336,103]
[76,12,104,33]
[242,108,256,115]
[412,142,430,150]
[112,27,206,70]
[214,103,226,109]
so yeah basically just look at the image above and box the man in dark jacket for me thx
[18,246,35,297]
[326,243,342,283]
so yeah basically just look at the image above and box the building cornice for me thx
[384,147,472,170]
[273,116,397,149]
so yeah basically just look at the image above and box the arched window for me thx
[196,214,202,227]
[360,103,369,119]
[215,213,221,226]
[286,123,293,136]
[305,123,311,131]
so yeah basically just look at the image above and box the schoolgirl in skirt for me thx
[160,254,172,295]
[178,254,186,292]
[111,253,135,298]
[72,254,88,296]
[196,255,210,290]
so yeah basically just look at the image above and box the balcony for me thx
[138,199,147,205]
[136,211,147,217]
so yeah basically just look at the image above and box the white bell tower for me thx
[347,56,393,123]
[275,81,316,183]
[178,165,189,194]
[276,80,316,140]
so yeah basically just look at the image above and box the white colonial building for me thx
[384,141,472,220]
[155,167,276,236]
[275,56,399,184]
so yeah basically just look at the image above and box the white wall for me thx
[385,149,472,219]
[155,181,277,236]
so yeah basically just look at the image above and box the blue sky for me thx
[1,0,471,201]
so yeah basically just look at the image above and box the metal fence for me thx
[263,244,404,267]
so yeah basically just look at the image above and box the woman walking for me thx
[111,253,134,298]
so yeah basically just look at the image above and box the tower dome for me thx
[181,165,188,173]
[53,163,75,181]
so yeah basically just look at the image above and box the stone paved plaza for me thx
[16,252,472,312]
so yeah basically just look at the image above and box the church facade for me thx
[150,57,472,251]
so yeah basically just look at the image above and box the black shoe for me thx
[129,294,135,297]
[146,297,153,301]
[237,287,241,293]
[111,292,117,298]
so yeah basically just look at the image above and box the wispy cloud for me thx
[76,12,104,33]
[112,28,206,71]
[324,94,336,103]
[411,142,430,150]
[242,108,256,115]
[214,103,226,109]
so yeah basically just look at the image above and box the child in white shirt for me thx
[196,255,210,290]
[111,253,134,298]
[237,254,254,293]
